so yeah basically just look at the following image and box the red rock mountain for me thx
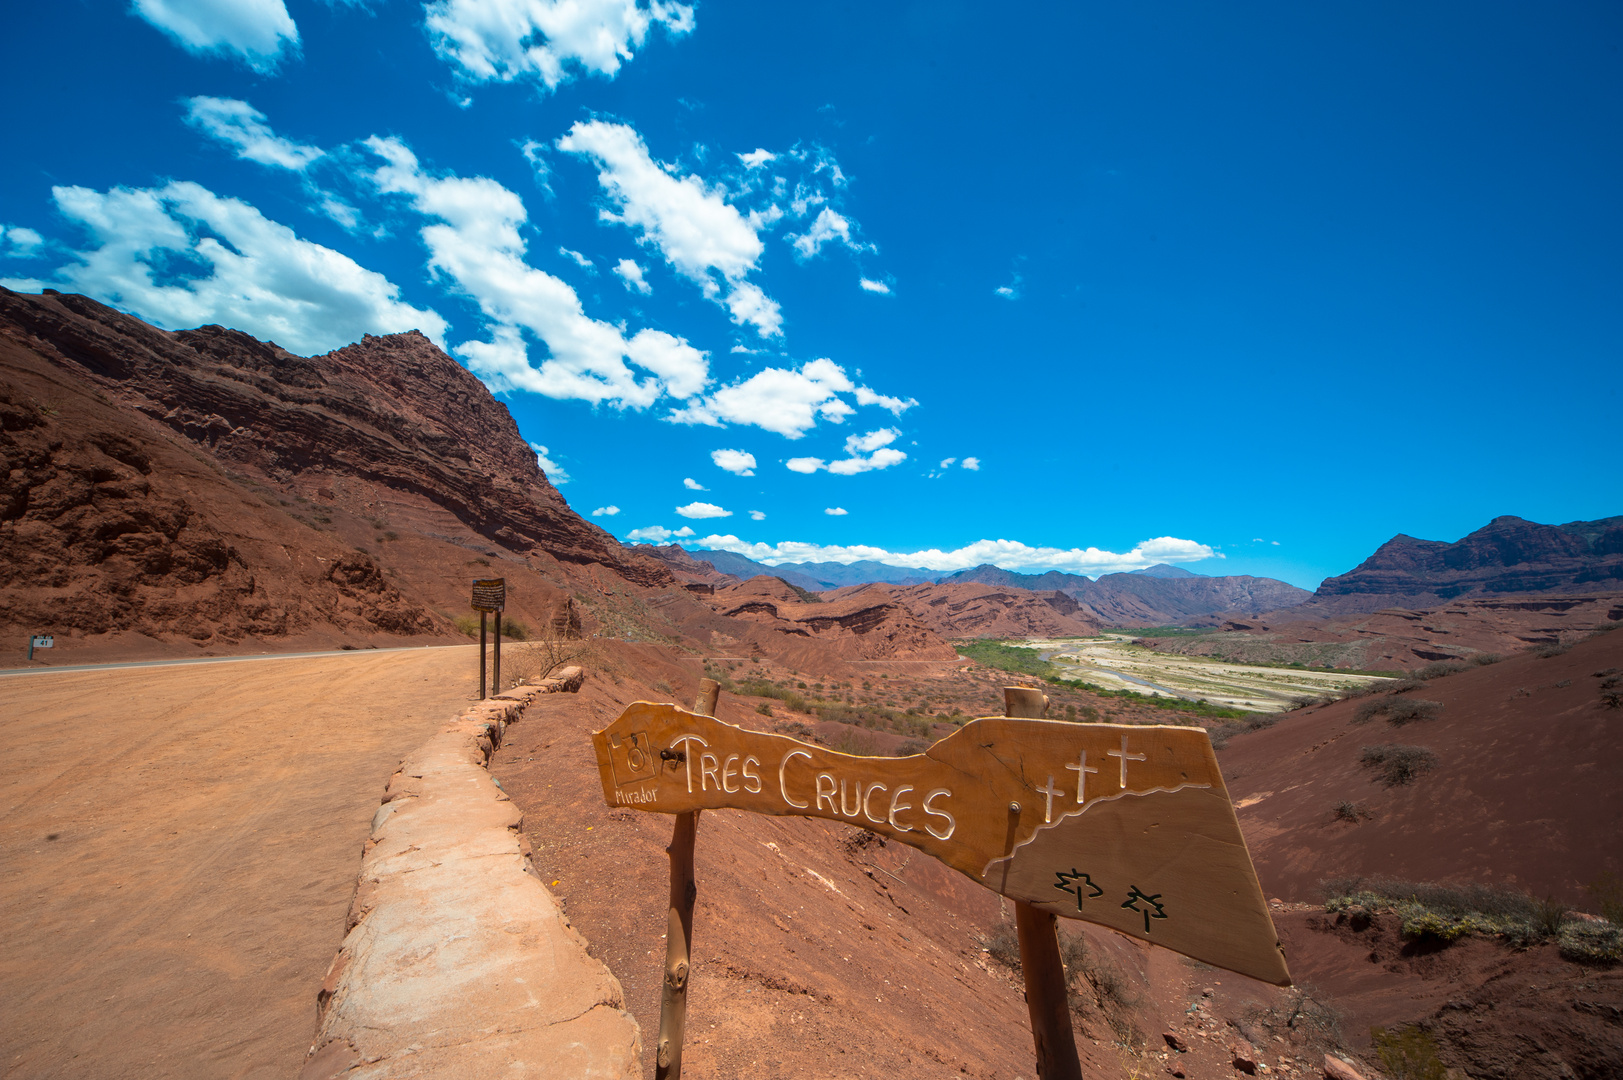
[0,288,671,658]
[1286,514,1623,617]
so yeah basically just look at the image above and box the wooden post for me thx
[479,611,487,700]
[655,677,719,1080]
[1004,687,1083,1080]
[493,611,503,693]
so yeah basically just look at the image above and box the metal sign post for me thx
[470,579,506,700]
[28,634,54,661]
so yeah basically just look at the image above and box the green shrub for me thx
[755,702,773,716]
[1535,896,1573,936]
[1360,744,1438,786]
[1559,921,1623,963]
[453,615,480,637]
[500,616,529,641]
[1415,661,1467,680]
[1586,872,1623,925]
[1371,1025,1448,1080]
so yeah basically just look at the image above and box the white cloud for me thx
[43,181,445,356]
[853,385,917,415]
[995,272,1023,300]
[424,0,694,90]
[558,246,594,269]
[557,119,781,337]
[675,501,731,519]
[530,443,569,482]
[710,448,756,476]
[626,524,675,541]
[1272,540,1281,546]
[961,457,981,471]
[858,278,891,295]
[671,357,858,438]
[691,534,1220,576]
[786,428,907,476]
[318,196,362,231]
[365,136,709,407]
[676,526,696,537]
[520,140,554,196]
[592,505,620,516]
[613,257,651,294]
[184,97,323,170]
[939,457,956,469]
[3,227,44,257]
[133,0,299,72]
[788,207,867,260]
[683,477,706,490]
[738,148,775,168]
[749,510,766,521]
[824,507,848,516]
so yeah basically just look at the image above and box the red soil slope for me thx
[1144,593,1623,671]
[1222,628,1623,904]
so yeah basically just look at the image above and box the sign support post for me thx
[655,677,718,1080]
[1004,687,1083,1080]
[470,579,506,701]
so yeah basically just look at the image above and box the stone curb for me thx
[300,667,641,1079]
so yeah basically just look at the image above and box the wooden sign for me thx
[593,703,1289,985]
[471,578,506,613]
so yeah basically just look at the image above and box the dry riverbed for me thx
[1023,635,1393,712]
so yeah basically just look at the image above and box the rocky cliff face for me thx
[0,289,666,585]
[0,288,671,655]
[1295,515,1623,615]
[702,576,957,660]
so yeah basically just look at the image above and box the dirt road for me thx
[0,647,477,1079]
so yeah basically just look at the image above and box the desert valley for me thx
[2,288,1619,1080]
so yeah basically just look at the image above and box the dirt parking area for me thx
[0,647,476,1079]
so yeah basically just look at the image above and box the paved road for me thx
[0,649,478,1079]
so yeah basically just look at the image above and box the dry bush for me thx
[1354,697,1441,726]
[1244,985,1344,1055]
[1360,744,1438,786]
[1332,800,1372,823]
[982,918,1021,972]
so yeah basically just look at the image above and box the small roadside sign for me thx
[29,635,54,660]
[470,578,506,612]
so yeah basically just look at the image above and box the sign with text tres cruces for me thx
[593,703,1290,985]
[471,578,506,613]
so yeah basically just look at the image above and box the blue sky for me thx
[3,1,1619,589]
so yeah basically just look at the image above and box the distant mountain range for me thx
[639,547,1309,626]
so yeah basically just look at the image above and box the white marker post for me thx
[28,634,53,661]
